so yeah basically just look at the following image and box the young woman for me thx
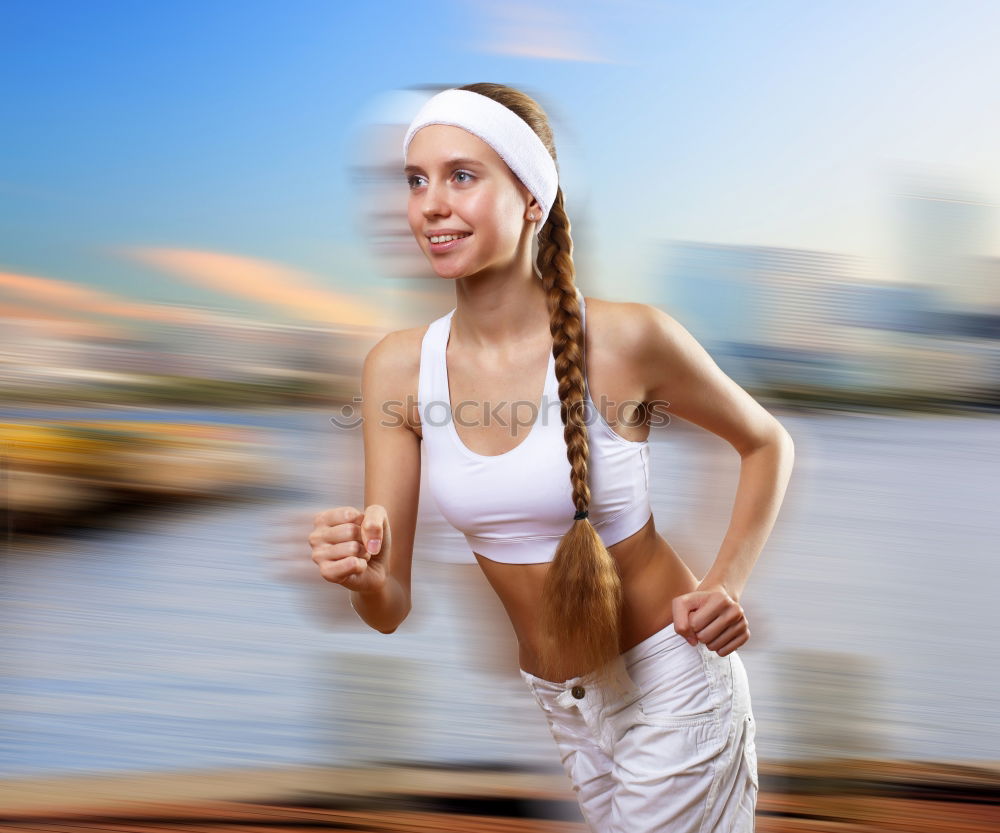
[310,83,795,832]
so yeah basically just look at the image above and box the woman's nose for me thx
[421,180,450,217]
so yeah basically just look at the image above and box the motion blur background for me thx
[2,0,998,803]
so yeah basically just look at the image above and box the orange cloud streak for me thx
[0,301,124,338]
[0,271,216,326]
[119,247,381,328]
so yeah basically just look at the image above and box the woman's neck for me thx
[450,278,551,352]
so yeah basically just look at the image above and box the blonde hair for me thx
[458,82,623,684]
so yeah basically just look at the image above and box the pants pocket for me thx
[631,641,721,728]
[637,704,718,727]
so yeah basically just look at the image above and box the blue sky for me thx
[2,0,997,324]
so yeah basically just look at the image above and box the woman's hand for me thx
[309,505,392,595]
[672,583,749,656]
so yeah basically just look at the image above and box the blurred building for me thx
[650,234,1000,404]
[894,176,996,313]
[653,241,891,392]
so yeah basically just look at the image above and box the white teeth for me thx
[430,233,470,243]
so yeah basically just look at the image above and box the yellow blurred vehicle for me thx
[1,420,275,531]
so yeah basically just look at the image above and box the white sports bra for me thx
[417,288,652,564]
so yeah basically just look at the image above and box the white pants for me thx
[519,620,758,832]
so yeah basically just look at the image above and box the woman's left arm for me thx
[634,303,796,654]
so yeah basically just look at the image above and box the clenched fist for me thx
[309,505,392,596]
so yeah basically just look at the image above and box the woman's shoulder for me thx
[362,324,433,436]
[580,293,665,356]
[363,323,429,379]
[583,294,715,395]
[581,292,658,316]
[364,311,456,388]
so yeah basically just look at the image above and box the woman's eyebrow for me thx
[403,157,486,175]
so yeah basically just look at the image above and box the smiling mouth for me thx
[428,234,472,252]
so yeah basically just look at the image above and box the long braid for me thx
[536,188,623,682]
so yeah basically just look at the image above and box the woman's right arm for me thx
[346,330,422,633]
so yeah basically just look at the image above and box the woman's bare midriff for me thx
[473,513,701,682]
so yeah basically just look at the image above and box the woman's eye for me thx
[407,171,474,190]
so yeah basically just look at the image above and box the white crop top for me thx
[417,289,652,564]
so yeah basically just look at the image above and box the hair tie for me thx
[402,88,559,235]
[574,509,589,521]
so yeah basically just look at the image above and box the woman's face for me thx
[404,124,536,280]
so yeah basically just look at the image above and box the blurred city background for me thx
[2,0,998,830]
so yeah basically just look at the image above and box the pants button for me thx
[571,685,586,699]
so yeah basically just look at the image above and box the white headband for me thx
[402,88,559,234]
